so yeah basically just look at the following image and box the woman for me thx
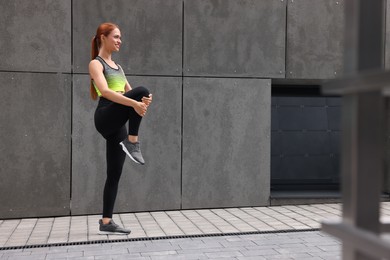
[89,22,152,235]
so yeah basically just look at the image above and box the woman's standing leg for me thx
[98,126,131,234]
[102,127,126,219]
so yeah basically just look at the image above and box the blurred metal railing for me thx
[321,0,390,259]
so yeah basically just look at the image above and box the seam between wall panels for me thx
[69,0,73,216]
[180,0,185,210]
[285,0,288,79]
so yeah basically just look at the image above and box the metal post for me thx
[341,93,384,260]
[340,0,385,259]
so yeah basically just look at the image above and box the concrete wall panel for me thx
[0,72,71,218]
[182,78,271,209]
[73,0,182,75]
[0,0,71,73]
[286,0,344,79]
[72,75,182,215]
[184,0,286,77]
[386,0,390,69]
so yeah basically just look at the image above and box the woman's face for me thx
[102,28,122,52]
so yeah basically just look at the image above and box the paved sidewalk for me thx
[0,231,341,260]
[0,202,390,258]
[0,203,343,249]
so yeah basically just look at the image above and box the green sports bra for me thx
[93,56,126,97]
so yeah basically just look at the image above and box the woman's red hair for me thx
[90,22,120,100]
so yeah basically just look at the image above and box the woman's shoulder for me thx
[89,59,103,67]
[89,59,104,72]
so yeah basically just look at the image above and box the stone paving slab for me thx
[0,202,389,249]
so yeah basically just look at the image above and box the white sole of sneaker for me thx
[120,142,143,165]
[98,231,130,235]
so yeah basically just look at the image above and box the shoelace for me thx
[126,141,140,153]
[134,143,140,152]
[108,220,119,228]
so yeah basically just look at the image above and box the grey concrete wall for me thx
[386,0,390,69]
[184,0,286,77]
[0,0,346,218]
[286,0,344,79]
[0,0,71,73]
[182,78,271,208]
[73,0,182,75]
[0,72,71,219]
[0,0,72,219]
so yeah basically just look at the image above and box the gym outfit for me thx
[93,56,150,233]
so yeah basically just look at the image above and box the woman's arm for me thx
[89,60,147,116]
[124,77,152,107]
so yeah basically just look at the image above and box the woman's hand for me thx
[133,94,152,117]
[142,94,153,107]
[134,101,148,117]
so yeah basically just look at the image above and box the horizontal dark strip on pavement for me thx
[0,228,320,251]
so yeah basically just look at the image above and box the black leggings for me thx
[94,86,150,218]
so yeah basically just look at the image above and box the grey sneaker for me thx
[120,139,145,165]
[98,219,131,235]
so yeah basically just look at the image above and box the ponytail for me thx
[90,22,120,100]
[90,35,99,100]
